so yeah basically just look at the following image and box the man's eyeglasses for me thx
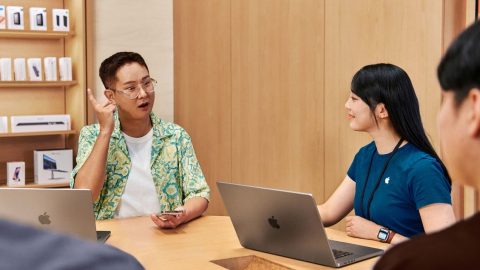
[109,78,157,99]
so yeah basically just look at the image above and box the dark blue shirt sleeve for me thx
[347,152,359,182]
[408,158,452,209]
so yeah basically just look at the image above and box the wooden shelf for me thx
[0,30,75,39]
[0,182,70,188]
[0,130,76,138]
[0,81,77,88]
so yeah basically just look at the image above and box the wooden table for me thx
[97,216,388,270]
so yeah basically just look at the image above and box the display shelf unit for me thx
[0,30,75,39]
[0,130,76,138]
[0,182,69,188]
[0,81,77,88]
[0,0,86,187]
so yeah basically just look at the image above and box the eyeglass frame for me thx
[107,77,157,100]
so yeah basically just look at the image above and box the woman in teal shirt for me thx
[318,64,455,244]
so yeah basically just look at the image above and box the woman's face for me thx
[345,92,376,132]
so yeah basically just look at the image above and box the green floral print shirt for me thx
[70,112,210,220]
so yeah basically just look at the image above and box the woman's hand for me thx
[345,215,381,241]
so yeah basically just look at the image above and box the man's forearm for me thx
[183,197,209,223]
[74,132,111,201]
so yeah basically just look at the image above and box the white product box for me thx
[0,116,8,133]
[14,58,26,81]
[7,6,24,30]
[27,58,42,81]
[29,7,47,31]
[10,114,70,133]
[34,149,72,184]
[0,58,12,81]
[52,9,69,32]
[0,6,6,29]
[6,161,25,186]
[58,57,72,81]
[43,57,57,81]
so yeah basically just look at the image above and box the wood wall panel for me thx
[324,0,444,213]
[231,0,324,202]
[173,0,231,215]
[174,0,465,219]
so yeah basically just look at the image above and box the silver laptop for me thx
[0,188,110,242]
[217,181,384,268]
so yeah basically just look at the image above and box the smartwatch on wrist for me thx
[377,227,390,243]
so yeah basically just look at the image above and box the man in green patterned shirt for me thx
[71,52,210,229]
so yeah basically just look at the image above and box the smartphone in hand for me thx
[157,210,184,216]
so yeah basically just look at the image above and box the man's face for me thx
[437,90,480,187]
[109,62,155,120]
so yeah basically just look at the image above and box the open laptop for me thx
[217,181,384,268]
[0,188,110,242]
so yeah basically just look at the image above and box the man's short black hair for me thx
[99,52,149,89]
[438,21,480,104]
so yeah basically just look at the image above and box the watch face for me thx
[378,230,388,241]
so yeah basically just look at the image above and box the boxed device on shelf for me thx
[0,116,8,133]
[34,149,72,184]
[6,6,24,30]
[10,114,70,133]
[0,6,5,29]
[29,7,47,31]
[58,57,72,81]
[14,58,26,81]
[27,58,42,81]
[52,9,69,32]
[0,58,12,81]
[6,161,25,187]
[44,57,57,81]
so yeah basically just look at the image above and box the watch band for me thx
[386,230,396,244]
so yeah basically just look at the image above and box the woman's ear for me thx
[375,103,389,119]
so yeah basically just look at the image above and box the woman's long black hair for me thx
[351,63,451,184]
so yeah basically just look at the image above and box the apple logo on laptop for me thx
[38,212,51,225]
[268,216,280,229]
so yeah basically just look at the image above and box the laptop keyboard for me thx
[332,249,353,259]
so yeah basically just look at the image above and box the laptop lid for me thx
[0,188,109,242]
[217,181,384,268]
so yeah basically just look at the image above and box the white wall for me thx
[92,0,173,122]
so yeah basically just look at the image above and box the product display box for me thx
[34,149,72,184]
[6,6,24,30]
[43,57,57,81]
[29,7,47,31]
[27,58,42,81]
[0,6,6,29]
[10,114,70,133]
[0,58,12,81]
[58,57,72,81]
[14,58,26,81]
[0,116,7,133]
[6,161,25,187]
[52,9,69,32]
